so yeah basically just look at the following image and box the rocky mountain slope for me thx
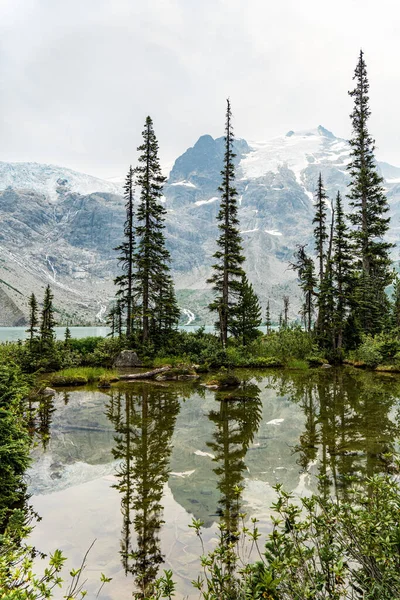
[1,126,400,326]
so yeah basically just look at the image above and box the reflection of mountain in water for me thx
[27,371,400,527]
[106,385,180,599]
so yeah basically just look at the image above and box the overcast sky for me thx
[0,0,399,178]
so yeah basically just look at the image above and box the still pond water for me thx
[27,368,400,599]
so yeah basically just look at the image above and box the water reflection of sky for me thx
[27,369,400,599]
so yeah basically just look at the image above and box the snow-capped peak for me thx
[240,126,350,183]
[0,161,123,202]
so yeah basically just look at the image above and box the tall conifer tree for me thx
[208,99,245,346]
[229,274,262,346]
[115,166,136,339]
[347,50,393,332]
[332,192,353,349]
[265,300,272,334]
[134,116,179,344]
[27,293,38,346]
[291,246,317,332]
[40,285,56,351]
[313,173,328,285]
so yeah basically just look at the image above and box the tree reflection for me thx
[106,384,180,599]
[274,369,400,497]
[207,381,263,545]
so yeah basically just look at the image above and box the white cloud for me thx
[0,0,399,177]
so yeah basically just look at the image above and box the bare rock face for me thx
[113,350,142,368]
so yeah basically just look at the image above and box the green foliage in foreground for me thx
[182,472,400,600]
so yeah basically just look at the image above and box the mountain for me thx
[0,161,122,202]
[1,126,399,326]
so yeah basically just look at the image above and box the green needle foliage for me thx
[347,50,394,334]
[208,99,245,347]
[39,284,56,353]
[114,165,137,339]
[134,116,179,345]
[229,274,262,346]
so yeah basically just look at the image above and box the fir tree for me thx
[64,325,71,347]
[208,99,245,347]
[313,173,329,285]
[347,50,393,332]
[318,203,336,349]
[290,245,317,332]
[392,276,400,329]
[26,293,38,347]
[332,192,353,349]
[40,285,56,351]
[106,305,117,338]
[265,299,272,335]
[114,166,136,339]
[229,274,262,346]
[134,116,178,344]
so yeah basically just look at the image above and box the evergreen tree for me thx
[347,50,393,333]
[106,305,117,338]
[134,116,178,344]
[151,276,180,345]
[265,299,272,334]
[392,275,400,329]
[114,166,136,339]
[64,325,71,347]
[26,293,38,347]
[207,99,245,347]
[291,246,317,332]
[313,173,329,285]
[318,203,336,349]
[229,274,262,346]
[332,192,354,349]
[40,285,56,351]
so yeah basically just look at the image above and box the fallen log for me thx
[119,366,171,380]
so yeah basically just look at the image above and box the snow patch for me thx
[194,450,215,459]
[195,196,218,206]
[170,470,195,478]
[240,228,259,234]
[266,418,284,425]
[171,180,196,188]
[265,229,283,236]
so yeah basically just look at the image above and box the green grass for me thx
[287,358,309,370]
[48,366,118,387]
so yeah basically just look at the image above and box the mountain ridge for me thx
[1,126,399,326]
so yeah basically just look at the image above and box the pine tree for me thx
[134,116,178,344]
[265,299,272,334]
[392,276,400,329]
[347,50,393,333]
[229,274,262,346]
[64,325,71,347]
[26,293,38,347]
[290,245,317,332]
[313,173,329,285]
[106,305,117,338]
[208,99,245,347]
[40,285,56,351]
[114,166,136,339]
[332,192,354,349]
[151,277,180,345]
[317,203,336,349]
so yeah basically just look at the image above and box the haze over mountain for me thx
[1,126,400,326]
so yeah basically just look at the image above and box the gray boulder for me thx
[113,350,142,368]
